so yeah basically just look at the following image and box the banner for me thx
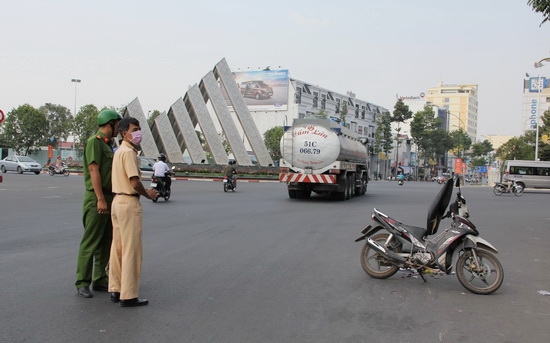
[454,158,463,175]
[225,69,289,111]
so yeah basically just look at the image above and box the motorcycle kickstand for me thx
[417,269,427,282]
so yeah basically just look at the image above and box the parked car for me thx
[240,80,273,100]
[138,156,155,180]
[1,155,42,174]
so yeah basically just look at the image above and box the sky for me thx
[2,0,550,138]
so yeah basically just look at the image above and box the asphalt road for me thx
[0,173,549,343]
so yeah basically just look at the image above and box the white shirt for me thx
[153,161,170,177]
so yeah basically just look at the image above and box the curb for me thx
[41,170,279,183]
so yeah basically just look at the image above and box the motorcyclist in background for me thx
[55,156,64,172]
[224,160,237,189]
[153,153,172,194]
[397,172,405,185]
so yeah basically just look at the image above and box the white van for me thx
[502,160,550,189]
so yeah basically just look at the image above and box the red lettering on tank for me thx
[296,158,325,165]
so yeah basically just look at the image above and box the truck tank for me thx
[280,119,367,170]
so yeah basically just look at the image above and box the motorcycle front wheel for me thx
[360,232,400,279]
[456,249,504,295]
[223,183,228,192]
[513,186,524,196]
[493,185,504,196]
[49,169,55,176]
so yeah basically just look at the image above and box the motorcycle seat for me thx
[377,210,428,240]
[397,223,428,240]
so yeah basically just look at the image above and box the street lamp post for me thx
[71,79,81,116]
[71,78,81,154]
[394,124,402,179]
[534,58,550,161]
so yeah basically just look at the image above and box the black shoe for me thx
[77,286,93,298]
[110,292,120,303]
[92,285,108,292]
[119,298,149,307]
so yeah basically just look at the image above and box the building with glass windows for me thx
[425,82,478,142]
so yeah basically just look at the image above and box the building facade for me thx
[426,82,478,142]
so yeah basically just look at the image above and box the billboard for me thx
[226,69,289,111]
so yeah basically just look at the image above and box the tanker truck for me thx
[279,118,369,200]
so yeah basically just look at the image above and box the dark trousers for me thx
[75,192,113,289]
[159,176,171,191]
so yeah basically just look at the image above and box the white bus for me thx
[502,160,550,189]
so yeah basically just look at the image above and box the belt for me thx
[115,193,140,197]
[86,189,114,196]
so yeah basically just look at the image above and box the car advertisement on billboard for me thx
[226,69,289,111]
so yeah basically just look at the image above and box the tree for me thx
[73,104,100,149]
[340,101,348,124]
[471,140,494,157]
[470,157,488,168]
[495,133,535,161]
[536,110,550,160]
[449,129,472,158]
[315,109,328,119]
[410,106,436,163]
[373,111,393,178]
[219,132,232,155]
[147,110,161,128]
[410,106,452,174]
[391,98,413,124]
[39,103,73,148]
[0,104,49,155]
[528,0,550,26]
[263,126,284,161]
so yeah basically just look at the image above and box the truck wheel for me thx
[296,189,311,199]
[345,175,352,200]
[288,189,297,198]
[349,174,356,197]
[356,174,365,195]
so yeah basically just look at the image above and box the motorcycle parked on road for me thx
[493,180,523,196]
[48,163,70,176]
[355,177,504,295]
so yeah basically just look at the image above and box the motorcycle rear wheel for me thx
[456,249,504,295]
[360,232,400,279]
[63,170,70,176]
[224,183,229,192]
[492,185,503,196]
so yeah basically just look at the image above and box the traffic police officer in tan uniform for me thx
[109,117,158,307]
[75,109,121,298]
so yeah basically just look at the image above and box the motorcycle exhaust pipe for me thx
[366,237,406,264]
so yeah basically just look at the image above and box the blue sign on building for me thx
[475,166,487,173]
[529,77,549,92]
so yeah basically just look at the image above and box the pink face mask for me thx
[130,131,142,145]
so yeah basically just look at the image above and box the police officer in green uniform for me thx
[75,110,121,298]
